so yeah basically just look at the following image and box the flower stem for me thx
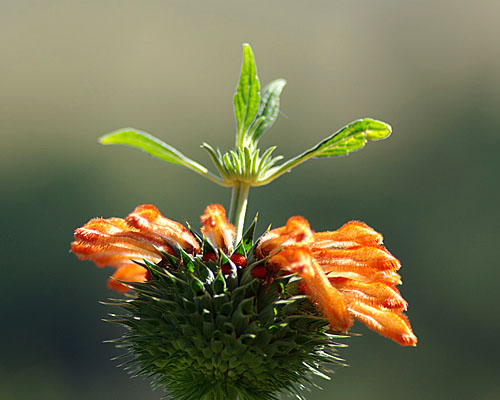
[229,181,251,244]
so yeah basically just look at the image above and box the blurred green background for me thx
[1,1,499,399]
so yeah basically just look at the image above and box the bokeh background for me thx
[1,1,499,399]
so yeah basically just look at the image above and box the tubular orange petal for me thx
[311,221,383,249]
[268,248,352,333]
[71,240,158,260]
[74,217,131,240]
[72,204,202,293]
[311,246,401,271]
[71,218,171,269]
[126,204,200,254]
[256,216,314,258]
[329,277,407,310]
[73,217,177,254]
[107,264,148,293]
[346,299,417,346]
[200,204,236,253]
[320,262,402,285]
[71,243,162,269]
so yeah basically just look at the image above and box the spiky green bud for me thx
[105,222,347,400]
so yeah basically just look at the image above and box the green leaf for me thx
[234,44,260,146]
[310,118,391,158]
[99,128,227,186]
[256,118,391,186]
[100,128,192,165]
[251,79,286,141]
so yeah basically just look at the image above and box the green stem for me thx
[254,150,314,186]
[229,181,251,244]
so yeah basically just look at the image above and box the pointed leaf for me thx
[100,128,194,165]
[311,118,391,158]
[99,128,225,185]
[257,118,391,186]
[234,44,260,145]
[252,79,286,141]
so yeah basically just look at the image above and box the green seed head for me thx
[106,225,347,400]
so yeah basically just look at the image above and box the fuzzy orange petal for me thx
[329,277,407,310]
[311,246,401,271]
[311,221,383,249]
[126,204,200,254]
[71,243,162,269]
[320,262,402,285]
[73,217,177,253]
[256,216,314,258]
[71,217,169,269]
[200,204,235,253]
[345,299,417,346]
[107,264,148,293]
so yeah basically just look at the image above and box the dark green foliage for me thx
[106,234,347,400]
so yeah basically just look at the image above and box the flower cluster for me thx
[72,204,200,292]
[257,216,416,346]
[72,204,416,346]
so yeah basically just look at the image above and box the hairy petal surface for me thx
[256,216,314,258]
[346,299,417,346]
[71,217,171,268]
[71,204,200,293]
[200,204,236,253]
[74,218,172,253]
[321,263,403,285]
[126,204,200,253]
[311,221,383,249]
[311,246,401,272]
[329,277,407,310]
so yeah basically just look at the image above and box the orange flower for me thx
[72,205,197,292]
[257,217,417,347]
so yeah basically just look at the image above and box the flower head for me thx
[72,204,416,346]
